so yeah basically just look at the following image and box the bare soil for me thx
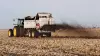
[0,30,100,56]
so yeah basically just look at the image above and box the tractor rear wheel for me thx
[13,26,20,37]
[19,27,24,37]
[8,29,13,37]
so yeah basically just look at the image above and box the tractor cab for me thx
[13,18,24,26]
[8,12,54,37]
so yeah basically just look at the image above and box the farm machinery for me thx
[8,12,56,37]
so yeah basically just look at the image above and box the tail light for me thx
[36,23,40,29]
[36,23,40,26]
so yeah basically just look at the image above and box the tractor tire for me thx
[8,29,13,37]
[32,31,35,37]
[28,29,32,38]
[19,27,24,37]
[13,26,20,37]
[29,31,35,38]
[28,29,40,38]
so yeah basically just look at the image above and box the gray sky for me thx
[0,0,100,29]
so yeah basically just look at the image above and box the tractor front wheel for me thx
[8,29,13,37]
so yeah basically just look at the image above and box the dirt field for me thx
[1,30,100,56]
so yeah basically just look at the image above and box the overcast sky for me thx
[0,0,100,29]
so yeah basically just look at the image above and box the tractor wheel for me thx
[32,31,35,37]
[28,29,40,38]
[13,26,20,37]
[29,31,35,38]
[19,27,24,37]
[8,29,13,37]
[28,30,32,38]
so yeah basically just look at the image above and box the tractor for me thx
[8,12,55,37]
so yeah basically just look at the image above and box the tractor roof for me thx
[37,12,51,14]
[37,12,52,16]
